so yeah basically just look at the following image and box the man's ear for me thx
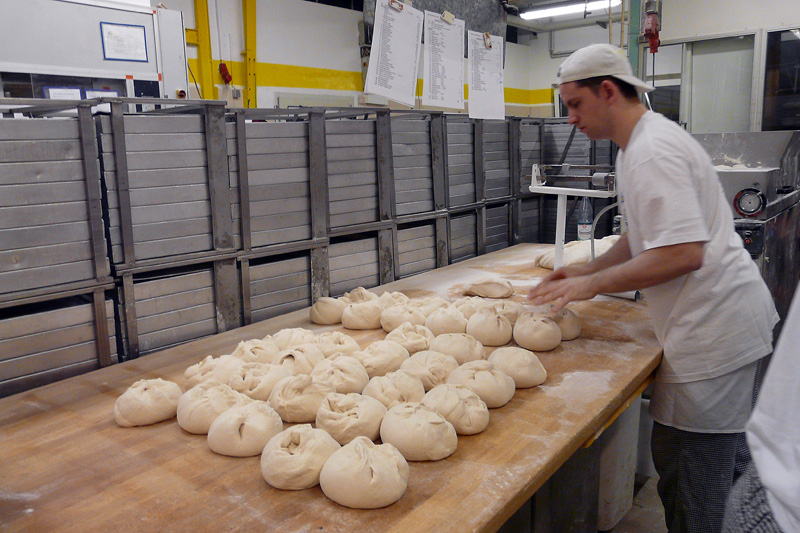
[599,79,618,103]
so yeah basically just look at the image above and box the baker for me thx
[528,43,778,533]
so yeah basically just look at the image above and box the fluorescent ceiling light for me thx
[520,0,621,21]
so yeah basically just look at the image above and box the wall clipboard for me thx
[100,22,148,62]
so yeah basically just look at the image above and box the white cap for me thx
[557,44,654,94]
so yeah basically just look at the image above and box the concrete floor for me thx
[607,475,667,533]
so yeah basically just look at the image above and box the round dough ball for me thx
[454,296,487,319]
[229,338,280,364]
[466,309,513,347]
[114,378,182,427]
[446,360,516,408]
[429,333,485,364]
[547,307,582,341]
[425,306,467,336]
[261,424,341,490]
[488,346,547,388]
[341,301,383,330]
[207,402,283,457]
[380,305,427,332]
[342,286,379,303]
[513,314,562,352]
[465,279,514,298]
[315,331,361,358]
[351,340,410,378]
[311,354,370,394]
[485,300,523,326]
[183,354,244,390]
[320,436,409,508]
[176,382,250,434]
[227,362,293,401]
[377,290,410,309]
[379,403,458,461]
[408,297,452,317]
[315,392,387,445]
[273,344,325,375]
[399,350,459,391]
[271,328,316,350]
[362,370,425,409]
[385,322,435,354]
[310,297,348,325]
[268,375,336,423]
[421,384,490,435]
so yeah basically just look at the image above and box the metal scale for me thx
[529,163,617,269]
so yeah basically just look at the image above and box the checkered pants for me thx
[722,462,784,533]
[651,423,744,533]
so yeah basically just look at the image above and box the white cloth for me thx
[649,359,758,432]
[616,111,778,384]
[747,292,800,532]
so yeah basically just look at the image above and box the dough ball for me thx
[351,340,410,378]
[183,354,244,390]
[446,360,516,408]
[399,350,459,391]
[454,296,487,319]
[547,307,582,341]
[207,402,283,457]
[114,378,182,427]
[488,347,547,388]
[377,290,410,309]
[320,436,408,508]
[465,279,514,298]
[342,286,379,303]
[176,382,250,434]
[273,344,325,375]
[385,322,435,354]
[261,424,341,490]
[425,305,467,336]
[535,235,620,270]
[227,362,294,401]
[466,309,513,347]
[315,392,387,445]
[362,369,425,409]
[421,384,490,435]
[315,331,361,357]
[341,301,383,330]
[408,297,452,317]
[485,300,523,326]
[380,305,426,332]
[310,297,348,325]
[513,314,562,352]
[271,327,316,350]
[429,333,485,364]
[268,375,336,423]
[379,403,458,461]
[310,354,370,394]
[229,338,280,364]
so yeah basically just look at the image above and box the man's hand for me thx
[528,270,598,311]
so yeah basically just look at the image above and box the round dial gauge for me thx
[734,188,767,217]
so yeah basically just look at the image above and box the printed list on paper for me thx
[422,11,465,110]
[364,0,424,107]
[468,31,505,120]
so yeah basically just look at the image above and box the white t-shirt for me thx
[747,292,800,532]
[615,111,778,383]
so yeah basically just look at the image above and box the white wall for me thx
[661,0,800,42]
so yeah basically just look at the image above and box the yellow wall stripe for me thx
[187,59,553,105]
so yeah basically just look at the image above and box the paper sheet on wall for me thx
[364,0,424,107]
[422,11,464,110]
[467,31,505,120]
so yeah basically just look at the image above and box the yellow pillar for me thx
[192,0,216,100]
[242,0,257,107]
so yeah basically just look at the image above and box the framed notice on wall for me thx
[100,22,148,62]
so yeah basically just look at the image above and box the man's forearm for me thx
[581,234,632,274]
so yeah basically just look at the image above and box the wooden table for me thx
[0,244,662,532]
